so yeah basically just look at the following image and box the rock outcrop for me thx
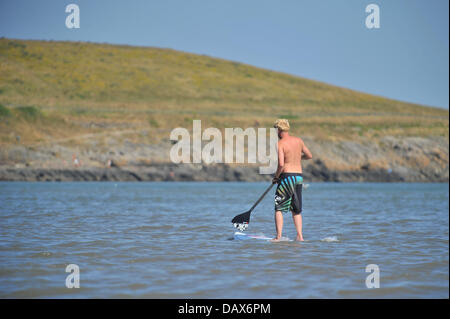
[0,136,447,182]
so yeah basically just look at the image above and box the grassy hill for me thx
[0,37,448,149]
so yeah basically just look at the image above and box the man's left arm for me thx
[273,143,284,183]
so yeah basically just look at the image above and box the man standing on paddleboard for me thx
[272,119,312,241]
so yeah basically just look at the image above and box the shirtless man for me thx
[272,119,312,241]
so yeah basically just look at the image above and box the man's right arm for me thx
[301,140,312,160]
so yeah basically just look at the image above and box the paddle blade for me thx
[231,211,251,231]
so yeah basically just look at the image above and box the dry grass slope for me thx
[0,38,448,147]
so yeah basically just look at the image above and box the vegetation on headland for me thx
[0,37,448,150]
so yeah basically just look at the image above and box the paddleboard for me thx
[233,232,273,241]
[233,232,295,242]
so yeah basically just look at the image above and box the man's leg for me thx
[274,210,283,241]
[291,182,304,241]
[292,212,304,241]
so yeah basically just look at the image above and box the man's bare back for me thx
[277,135,312,174]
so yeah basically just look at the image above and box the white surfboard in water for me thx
[234,232,339,242]
[233,232,292,242]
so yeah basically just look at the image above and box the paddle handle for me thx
[248,182,275,212]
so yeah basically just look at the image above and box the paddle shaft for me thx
[248,182,275,213]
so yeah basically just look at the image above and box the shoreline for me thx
[1,135,447,183]
[0,163,447,182]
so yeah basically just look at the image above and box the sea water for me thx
[0,182,448,298]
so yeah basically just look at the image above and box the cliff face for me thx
[0,135,447,182]
[303,136,449,182]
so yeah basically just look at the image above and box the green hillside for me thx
[0,37,448,147]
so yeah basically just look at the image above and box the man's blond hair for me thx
[273,119,290,132]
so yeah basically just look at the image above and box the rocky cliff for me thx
[1,136,447,182]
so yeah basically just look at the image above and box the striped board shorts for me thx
[274,173,303,214]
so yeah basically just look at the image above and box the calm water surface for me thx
[0,182,448,298]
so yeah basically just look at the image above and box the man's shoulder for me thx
[292,135,304,143]
[279,136,303,147]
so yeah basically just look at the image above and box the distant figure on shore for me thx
[106,159,112,168]
[72,154,81,167]
[272,119,312,241]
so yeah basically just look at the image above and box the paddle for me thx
[231,182,276,231]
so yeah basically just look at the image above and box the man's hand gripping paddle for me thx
[231,182,276,231]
